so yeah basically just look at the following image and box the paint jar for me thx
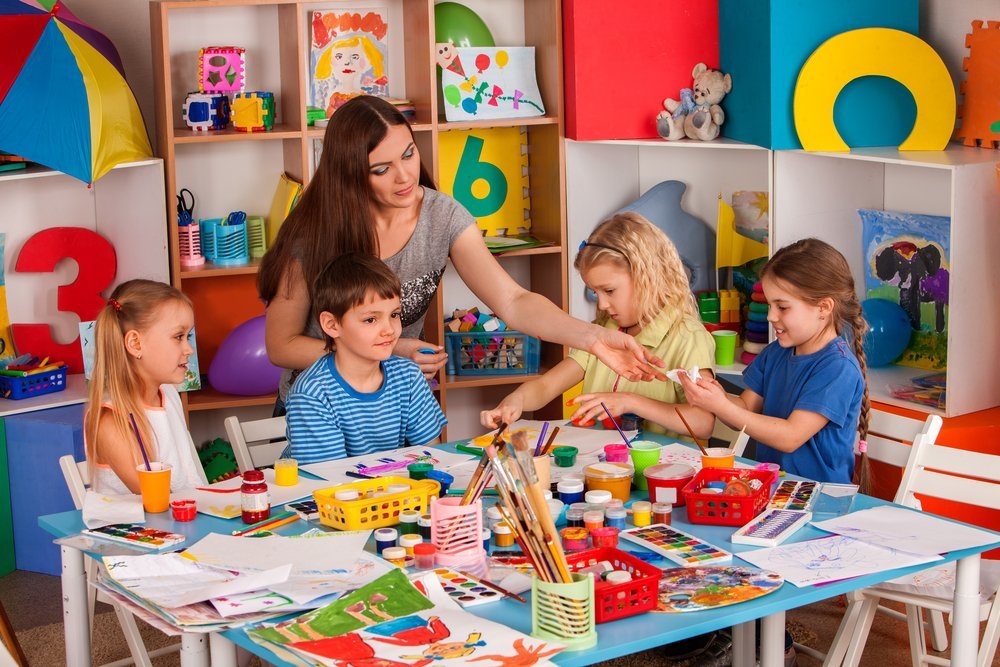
[413,542,437,570]
[387,483,411,495]
[605,498,624,511]
[552,446,579,467]
[240,470,270,524]
[374,527,398,554]
[417,513,433,540]
[619,413,641,431]
[755,462,781,491]
[631,501,652,527]
[583,510,604,532]
[482,528,491,553]
[584,490,612,507]
[398,509,420,535]
[565,506,585,528]
[605,506,627,531]
[651,502,673,526]
[408,462,433,480]
[334,488,360,502]
[547,498,565,523]
[644,463,695,507]
[584,463,633,503]
[485,505,504,529]
[170,499,196,522]
[605,570,632,584]
[589,526,620,548]
[425,470,454,496]
[557,479,585,505]
[493,522,515,548]
[383,546,406,567]
[560,527,590,551]
[273,458,298,486]
[400,533,423,556]
[603,443,630,463]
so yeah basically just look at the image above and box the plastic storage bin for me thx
[566,547,661,622]
[682,468,772,526]
[0,366,67,400]
[314,476,440,530]
[445,331,540,376]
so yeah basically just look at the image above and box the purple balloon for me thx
[208,315,283,396]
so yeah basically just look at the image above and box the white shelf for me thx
[0,158,162,182]
[583,137,768,151]
[715,361,748,377]
[868,364,945,418]
[786,142,1000,169]
[0,374,88,418]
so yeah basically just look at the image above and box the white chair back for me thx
[59,454,90,510]
[896,434,1000,512]
[224,415,288,473]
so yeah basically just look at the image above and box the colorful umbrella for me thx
[0,0,152,184]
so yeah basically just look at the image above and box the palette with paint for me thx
[433,567,504,607]
[82,523,186,550]
[731,508,813,547]
[618,524,732,568]
[767,480,818,512]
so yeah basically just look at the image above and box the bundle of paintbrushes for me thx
[460,423,507,506]
[484,431,572,584]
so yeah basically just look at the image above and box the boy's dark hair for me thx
[313,253,401,345]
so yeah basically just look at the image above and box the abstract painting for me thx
[310,9,389,116]
[859,209,950,370]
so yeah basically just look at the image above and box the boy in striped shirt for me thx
[285,253,446,463]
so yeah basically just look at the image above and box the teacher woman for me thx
[259,96,663,410]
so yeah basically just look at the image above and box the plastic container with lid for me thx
[398,509,420,535]
[643,463,695,507]
[485,505,504,529]
[557,479,585,505]
[552,446,578,467]
[584,462,633,503]
[492,522,515,548]
[374,527,398,554]
[584,489,612,506]
[417,513,433,540]
[583,509,604,532]
[631,501,652,527]
[240,470,270,524]
[651,502,673,526]
[603,443,629,463]
[565,506,585,528]
[383,546,406,567]
[425,470,454,495]
[408,462,433,480]
[590,526,619,548]
[334,488,360,501]
[400,533,423,555]
[560,527,589,551]
[605,506,627,530]
[413,542,437,570]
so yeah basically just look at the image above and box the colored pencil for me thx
[241,514,299,536]
[345,470,376,480]
[128,413,152,471]
[445,488,499,496]
[601,402,632,448]
[232,510,297,536]
[457,569,527,603]
[674,407,708,454]
[540,426,561,456]
[455,443,485,456]
[533,422,549,457]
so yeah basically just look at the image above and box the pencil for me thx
[457,569,527,603]
[232,510,297,536]
[241,514,299,536]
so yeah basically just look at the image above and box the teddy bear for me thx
[656,63,733,142]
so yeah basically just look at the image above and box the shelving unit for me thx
[151,0,567,439]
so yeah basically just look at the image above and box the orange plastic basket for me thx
[565,547,662,623]
[314,476,440,531]
[682,468,771,526]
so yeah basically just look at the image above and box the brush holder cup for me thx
[430,496,485,567]
[178,223,205,268]
[531,572,597,651]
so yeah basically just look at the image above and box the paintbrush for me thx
[601,402,632,448]
[511,431,571,582]
[461,422,506,505]
[674,407,709,455]
[129,413,152,471]
[729,425,748,456]
[457,569,527,603]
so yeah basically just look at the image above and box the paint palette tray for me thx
[767,480,819,512]
[432,567,504,607]
[731,508,813,547]
[82,524,186,550]
[618,524,732,568]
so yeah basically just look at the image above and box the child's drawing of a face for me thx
[333,44,367,87]
[435,41,456,69]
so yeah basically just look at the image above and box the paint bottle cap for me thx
[605,507,627,520]
[382,546,405,560]
[651,502,673,514]
[374,527,398,541]
[399,534,423,547]
[558,479,584,494]
[413,542,436,555]
[583,509,605,523]
[631,501,651,513]
[585,490,613,505]
[485,506,504,521]
[542,489,553,500]
[493,523,512,535]
[399,509,420,524]
[605,570,632,584]
[417,513,433,527]
[605,499,625,510]
[334,489,359,501]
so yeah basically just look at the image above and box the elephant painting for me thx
[874,240,949,333]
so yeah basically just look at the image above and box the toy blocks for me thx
[199,46,246,94]
[563,0,718,140]
[954,21,1000,148]
[719,0,918,149]
[232,92,274,132]
[182,92,230,131]
[699,290,741,325]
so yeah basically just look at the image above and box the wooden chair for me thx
[223,415,287,473]
[0,600,27,667]
[823,418,999,667]
[792,410,945,665]
[58,455,180,667]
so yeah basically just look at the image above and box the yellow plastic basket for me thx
[314,476,441,531]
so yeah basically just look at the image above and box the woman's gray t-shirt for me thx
[278,187,475,400]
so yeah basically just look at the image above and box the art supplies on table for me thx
[731,508,813,547]
[285,500,319,521]
[767,479,819,511]
[618,523,732,568]
[654,566,784,613]
[82,524,186,550]
[431,567,508,607]
[177,468,332,519]
[299,445,474,484]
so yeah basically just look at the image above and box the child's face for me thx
[762,275,833,352]
[368,124,421,211]
[133,300,195,390]
[581,261,637,329]
[322,292,402,362]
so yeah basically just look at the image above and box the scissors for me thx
[225,210,247,226]
[176,188,195,226]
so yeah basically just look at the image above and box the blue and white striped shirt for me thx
[285,354,446,464]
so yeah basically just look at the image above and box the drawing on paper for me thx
[310,9,389,115]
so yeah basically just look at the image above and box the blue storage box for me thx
[445,331,540,376]
[0,366,67,400]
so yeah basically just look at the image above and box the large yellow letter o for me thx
[794,28,955,152]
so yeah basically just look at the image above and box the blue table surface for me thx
[38,436,1000,667]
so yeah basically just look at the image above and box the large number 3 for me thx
[12,228,117,373]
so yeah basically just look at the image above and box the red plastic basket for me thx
[682,468,771,526]
[565,547,662,623]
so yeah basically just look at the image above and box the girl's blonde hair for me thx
[574,212,697,328]
[84,280,191,474]
[761,238,872,493]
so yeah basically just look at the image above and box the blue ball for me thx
[862,298,912,367]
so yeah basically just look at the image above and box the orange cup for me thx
[136,463,172,513]
[700,447,735,469]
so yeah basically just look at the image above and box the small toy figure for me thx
[657,63,732,142]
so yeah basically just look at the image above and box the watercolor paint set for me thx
[618,524,732,568]
[284,500,320,520]
[767,480,818,512]
[433,567,505,607]
[82,524,186,550]
[731,508,813,547]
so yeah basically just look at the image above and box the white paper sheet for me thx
[183,530,371,576]
[211,590,341,618]
[269,553,394,604]
[300,445,474,483]
[174,469,334,519]
[811,505,1000,556]
[82,491,144,529]
[738,535,941,587]
[657,442,752,469]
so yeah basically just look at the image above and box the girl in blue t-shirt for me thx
[680,238,872,490]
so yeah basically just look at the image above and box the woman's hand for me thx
[591,327,667,382]
[567,392,632,426]
[678,373,730,413]
[394,338,448,378]
[481,394,524,429]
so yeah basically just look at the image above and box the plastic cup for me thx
[712,330,738,366]
[273,458,298,486]
[135,463,171,513]
[533,454,551,491]
[627,440,662,491]
[701,447,736,469]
